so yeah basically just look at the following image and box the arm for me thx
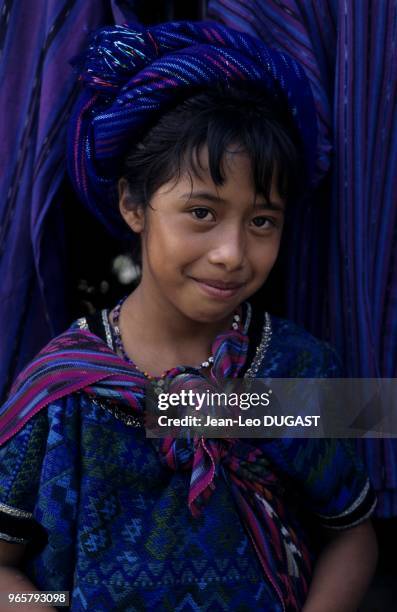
[0,541,56,611]
[302,520,378,612]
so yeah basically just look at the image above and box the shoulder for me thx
[254,313,343,377]
[269,314,335,358]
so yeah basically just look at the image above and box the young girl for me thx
[0,21,377,612]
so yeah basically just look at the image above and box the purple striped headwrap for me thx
[68,20,318,238]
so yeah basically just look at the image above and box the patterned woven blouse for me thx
[0,304,376,611]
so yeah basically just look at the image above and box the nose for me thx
[207,224,246,271]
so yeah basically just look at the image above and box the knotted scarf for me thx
[0,319,312,609]
[67,20,318,238]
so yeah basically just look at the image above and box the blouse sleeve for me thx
[0,409,48,544]
[259,341,377,530]
[262,437,376,530]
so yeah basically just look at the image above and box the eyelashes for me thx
[251,216,276,229]
[191,207,212,220]
[190,207,277,230]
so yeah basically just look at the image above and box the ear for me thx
[118,178,145,234]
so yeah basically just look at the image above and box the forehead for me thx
[196,147,251,185]
[158,145,284,207]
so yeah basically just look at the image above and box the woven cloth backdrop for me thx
[0,0,396,516]
[0,0,140,403]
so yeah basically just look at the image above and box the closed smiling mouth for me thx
[191,277,246,289]
[189,277,246,300]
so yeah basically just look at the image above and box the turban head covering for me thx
[68,21,318,239]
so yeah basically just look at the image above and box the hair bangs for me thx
[122,84,305,212]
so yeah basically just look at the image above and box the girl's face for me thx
[120,147,285,326]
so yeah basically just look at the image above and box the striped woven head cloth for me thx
[67,20,318,238]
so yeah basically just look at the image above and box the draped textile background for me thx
[1,0,396,516]
[0,0,136,404]
[208,0,397,517]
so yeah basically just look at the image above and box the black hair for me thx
[122,83,305,211]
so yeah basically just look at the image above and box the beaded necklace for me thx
[111,296,242,381]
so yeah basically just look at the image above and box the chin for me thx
[185,304,239,324]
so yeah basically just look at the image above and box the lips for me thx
[192,278,245,290]
[190,277,246,300]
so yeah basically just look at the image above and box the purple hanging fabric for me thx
[330,1,397,517]
[208,0,397,517]
[0,2,143,404]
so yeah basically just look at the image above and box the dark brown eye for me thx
[192,208,212,220]
[252,216,274,228]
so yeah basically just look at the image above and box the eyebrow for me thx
[180,191,285,212]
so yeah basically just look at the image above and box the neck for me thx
[109,281,245,376]
[122,283,238,352]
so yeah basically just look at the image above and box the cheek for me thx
[143,218,203,273]
[250,236,281,277]
[143,216,173,254]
